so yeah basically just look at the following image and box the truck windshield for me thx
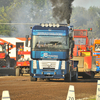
[95,44,100,51]
[32,36,68,51]
[0,44,5,52]
[74,38,86,45]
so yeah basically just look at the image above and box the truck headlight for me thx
[61,61,65,69]
[33,60,37,69]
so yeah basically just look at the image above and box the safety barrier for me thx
[66,85,75,100]
[1,90,11,100]
[96,80,100,100]
[66,80,100,100]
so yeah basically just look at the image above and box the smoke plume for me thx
[50,0,74,24]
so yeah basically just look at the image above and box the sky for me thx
[72,0,100,9]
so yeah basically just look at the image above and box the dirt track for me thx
[0,75,100,100]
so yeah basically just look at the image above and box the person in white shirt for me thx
[18,55,26,62]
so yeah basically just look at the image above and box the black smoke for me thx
[50,0,74,24]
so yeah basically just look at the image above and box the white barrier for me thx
[66,85,75,100]
[1,90,11,100]
[96,80,100,100]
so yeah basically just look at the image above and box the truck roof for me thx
[32,25,72,31]
[73,29,88,37]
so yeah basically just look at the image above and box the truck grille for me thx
[43,68,55,72]
[39,60,59,69]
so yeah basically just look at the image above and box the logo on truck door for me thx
[41,51,58,59]
[41,51,51,58]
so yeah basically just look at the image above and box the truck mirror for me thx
[30,39,31,47]
[70,40,74,48]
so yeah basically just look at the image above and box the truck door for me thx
[16,42,24,61]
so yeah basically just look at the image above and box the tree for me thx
[0,0,13,7]
[0,6,11,36]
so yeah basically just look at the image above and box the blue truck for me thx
[29,23,78,82]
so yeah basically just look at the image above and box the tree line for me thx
[0,0,100,38]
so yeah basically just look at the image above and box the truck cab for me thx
[73,29,96,79]
[73,29,90,56]
[0,42,13,76]
[30,24,78,82]
[92,39,100,72]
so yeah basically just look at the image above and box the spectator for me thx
[18,55,26,62]
[18,45,23,51]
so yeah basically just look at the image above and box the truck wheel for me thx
[64,74,68,82]
[83,74,88,79]
[72,68,78,82]
[83,72,94,79]
[19,69,23,76]
[64,71,72,82]
[68,70,72,82]
[16,68,20,76]
[10,59,16,67]
[90,72,95,79]
[6,57,10,68]
[30,76,37,81]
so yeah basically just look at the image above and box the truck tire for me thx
[90,72,95,79]
[72,67,78,82]
[30,76,37,81]
[67,70,72,82]
[83,72,95,79]
[64,74,68,82]
[16,68,20,76]
[83,74,88,79]
[10,59,16,67]
[64,71,72,82]
[6,57,10,68]
[19,69,23,76]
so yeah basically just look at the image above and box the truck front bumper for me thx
[30,69,67,79]
[30,73,65,79]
